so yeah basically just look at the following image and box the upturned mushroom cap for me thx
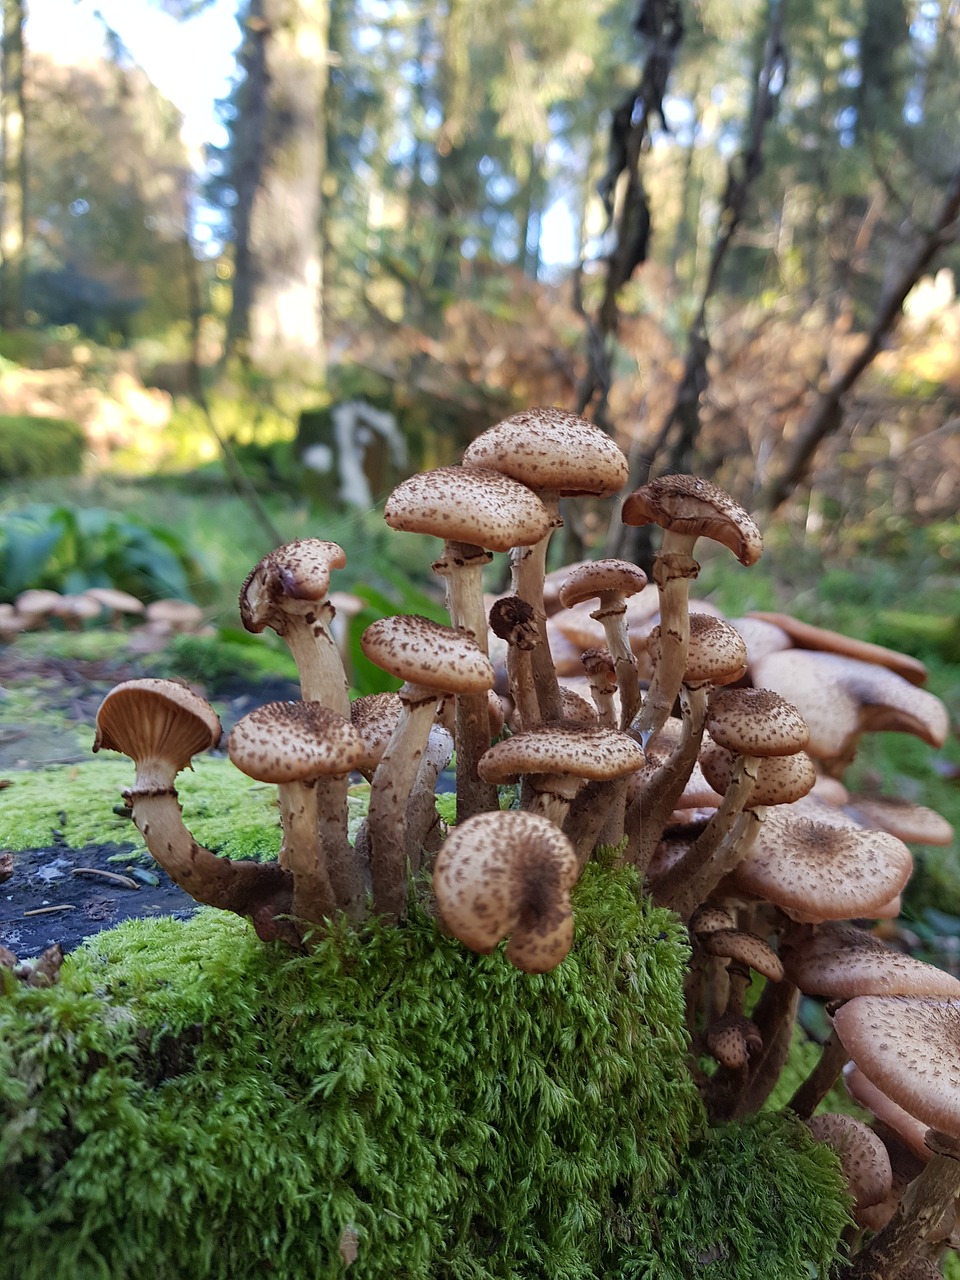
[240,539,347,635]
[360,615,496,694]
[94,677,221,769]
[477,724,645,786]
[832,997,960,1138]
[843,795,954,846]
[751,650,949,762]
[461,407,629,497]
[433,809,579,973]
[699,741,817,807]
[383,466,553,551]
[648,613,748,688]
[728,796,914,923]
[748,610,929,686]
[621,475,763,566]
[228,701,367,784]
[706,687,810,757]
[805,1114,893,1215]
[557,559,649,609]
[781,921,960,1000]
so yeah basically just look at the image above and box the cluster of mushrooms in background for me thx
[93,408,960,1279]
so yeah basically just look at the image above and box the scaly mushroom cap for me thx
[748,610,929,686]
[706,687,810,757]
[228,702,367,784]
[433,809,579,973]
[557,559,648,608]
[843,795,954,846]
[383,466,553,551]
[360,615,496,694]
[751,649,949,760]
[699,928,784,981]
[621,475,763,566]
[648,613,748,688]
[844,1065,933,1164]
[240,539,347,635]
[833,997,960,1138]
[805,1114,893,1215]
[781,921,960,1000]
[94,678,221,769]
[477,724,645,785]
[728,796,914,923]
[699,741,817,807]
[350,692,404,770]
[706,1014,762,1069]
[462,407,629,496]
[688,903,738,935]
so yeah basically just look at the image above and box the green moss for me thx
[0,866,849,1280]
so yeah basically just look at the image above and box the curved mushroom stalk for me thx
[94,679,296,945]
[405,725,454,873]
[433,810,579,974]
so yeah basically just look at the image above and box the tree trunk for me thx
[0,0,27,330]
[226,0,330,379]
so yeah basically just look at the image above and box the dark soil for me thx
[0,642,299,960]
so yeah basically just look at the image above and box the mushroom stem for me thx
[433,541,492,654]
[126,769,294,943]
[405,726,454,874]
[633,543,700,744]
[841,1131,960,1280]
[279,779,338,927]
[787,1028,849,1121]
[591,596,642,730]
[733,979,800,1118]
[316,773,368,921]
[282,605,351,716]
[564,774,630,872]
[454,690,501,824]
[510,495,563,724]
[489,595,540,729]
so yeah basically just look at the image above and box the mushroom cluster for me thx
[94,407,959,1274]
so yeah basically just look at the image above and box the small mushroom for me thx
[433,809,579,973]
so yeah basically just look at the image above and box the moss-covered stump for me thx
[0,868,848,1280]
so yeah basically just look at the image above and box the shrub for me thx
[0,415,86,483]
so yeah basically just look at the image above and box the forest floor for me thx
[0,642,298,958]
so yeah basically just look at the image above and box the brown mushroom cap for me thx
[699,741,817,807]
[360,615,496,694]
[621,475,763,566]
[94,677,222,768]
[461,407,629,496]
[832,997,960,1138]
[240,539,347,635]
[557,559,649,609]
[843,795,954,846]
[730,616,793,668]
[228,701,367,784]
[706,687,810,757]
[688,903,737,935]
[83,586,145,615]
[477,724,645,786]
[751,650,949,761]
[349,692,403,770]
[433,809,579,973]
[748,610,929,686]
[648,613,748,688]
[706,1014,762,1069]
[383,465,553,551]
[805,1114,893,1214]
[728,797,914,923]
[780,921,960,1000]
[699,928,784,981]
[144,599,204,632]
[843,1065,933,1164]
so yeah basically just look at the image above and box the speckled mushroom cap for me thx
[557,559,649,608]
[843,1065,933,1164]
[843,795,954,846]
[698,928,784,981]
[751,649,949,761]
[240,539,347,635]
[706,687,809,757]
[780,921,960,1000]
[688,903,737,935]
[83,586,145,615]
[728,797,914,924]
[729,616,793,668]
[699,740,817,807]
[648,614,748,688]
[477,724,645,785]
[833,997,960,1138]
[748,611,929,687]
[349,692,404,769]
[805,1114,893,1215]
[461,407,629,497]
[620,475,763,566]
[228,701,368,784]
[433,809,579,974]
[706,1015,762,1070]
[383,466,554,551]
[94,677,221,768]
[360,614,496,693]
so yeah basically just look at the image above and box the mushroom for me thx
[240,539,350,716]
[93,678,294,943]
[360,614,496,918]
[83,586,145,628]
[805,1114,893,1219]
[621,474,762,745]
[462,407,629,725]
[780,921,960,1001]
[228,701,369,926]
[747,610,929,686]
[557,558,648,729]
[144,598,205,635]
[432,809,579,973]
